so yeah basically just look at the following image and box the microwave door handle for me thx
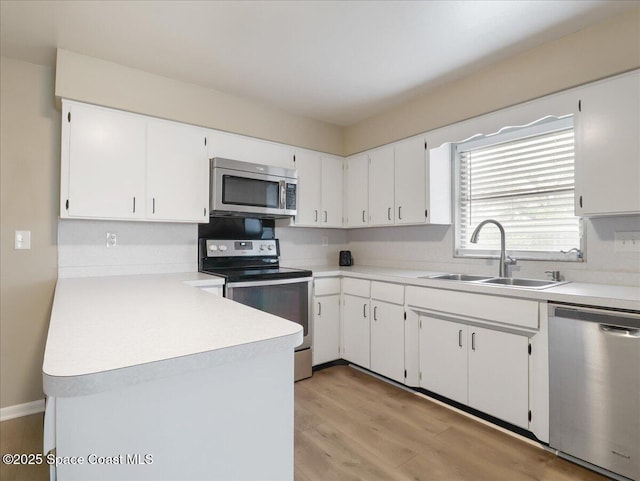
[279,180,286,209]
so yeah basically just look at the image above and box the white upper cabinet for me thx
[345,136,451,228]
[61,101,209,223]
[368,145,395,226]
[293,150,343,227]
[293,150,322,225]
[62,102,147,220]
[425,142,453,224]
[206,130,294,169]
[344,154,369,227]
[574,70,640,216]
[320,155,344,227]
[146,120,208,222]
[394,137,427,224]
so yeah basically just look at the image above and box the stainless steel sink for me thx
[477,277,568,289]
[426,273,493,282]
[422,273,569,290]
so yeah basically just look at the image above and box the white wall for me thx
[57,220,198,278]
[346,216,640,287]
[276,223,348,268]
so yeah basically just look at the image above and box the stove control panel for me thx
[205,239,279,257]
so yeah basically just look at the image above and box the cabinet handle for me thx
[458,329,463,348]
[363,304,367,318]
[362,210,366,223]
[317,302,322,316]
[314,210,318,222]
[579,195,583,208]
[471,332,476,351]
[374,306,378,321]
[152,197,156,214]
[398,206,402,220]
[132,197,136,213]
[387,207,391,221]
[324,210,327,223]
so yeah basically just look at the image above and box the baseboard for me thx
[0,399,45,421]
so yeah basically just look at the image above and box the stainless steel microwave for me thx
[209,158,297,218]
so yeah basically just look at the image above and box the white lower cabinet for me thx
[312,278,342,366]
[369,281,405,383]
[419,315,530,429]
[420,316,468,404]
[342,294,371,369]
[370,300,405,383]
[467,325,529,428]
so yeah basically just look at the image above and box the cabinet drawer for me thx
[371,281,404,305]
[406,286,539,329]
[342,278,371,298]
[314,277,341,296]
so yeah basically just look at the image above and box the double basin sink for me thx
[423,273,569,290]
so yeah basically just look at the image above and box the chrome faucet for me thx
[470,219,516,277]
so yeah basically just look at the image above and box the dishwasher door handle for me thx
[599,324,640,338]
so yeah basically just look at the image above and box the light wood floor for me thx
[295,365,607,481]
[1,365,607,481]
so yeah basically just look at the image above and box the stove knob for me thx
[218,245,227,251]
[259,245,265,251]
[267,245,274,251]
[208,245,218,251]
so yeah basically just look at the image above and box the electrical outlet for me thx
[614,231,640,252]
[15,230,31,250]
[106,232,118,248]
[321,236,329,247]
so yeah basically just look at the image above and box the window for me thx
[455,117,582,261]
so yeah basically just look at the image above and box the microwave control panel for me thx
[285,183,297,210]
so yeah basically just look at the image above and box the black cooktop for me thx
[201,266,312,283]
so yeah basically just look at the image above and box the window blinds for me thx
[458,126,580,255]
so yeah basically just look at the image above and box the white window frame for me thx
[454,115,584,262]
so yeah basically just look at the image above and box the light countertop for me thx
[43,272,302,397]
[307,265,640,311]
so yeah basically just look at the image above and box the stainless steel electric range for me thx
[199,238,313,381]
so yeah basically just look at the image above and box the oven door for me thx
[212,167,297,217]
[226,277,311,350]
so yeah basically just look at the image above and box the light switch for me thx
[15,230,31,250]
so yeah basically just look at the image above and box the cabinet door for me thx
[368,146,395,226]
[575,71,640,216]
[419,316,467,405]
[294,150,322,226]
[341,295,370,368]
[312,295,341,366]
[425,142,452,225]
[344,154,369,227]
[321,155,344,227]
[65,103,146,219]
[370,301,405,383]
[394,137,426,225]
[467,326,529,428]
[147,120,208,222]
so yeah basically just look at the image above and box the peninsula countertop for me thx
[43,272,302,397]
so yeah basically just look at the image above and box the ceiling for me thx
[1,1,637,126]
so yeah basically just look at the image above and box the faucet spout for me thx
[470,219,513,277]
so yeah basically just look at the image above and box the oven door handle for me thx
[226,277,313,289]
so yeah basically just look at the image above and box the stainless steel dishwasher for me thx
[549,304,640,480]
